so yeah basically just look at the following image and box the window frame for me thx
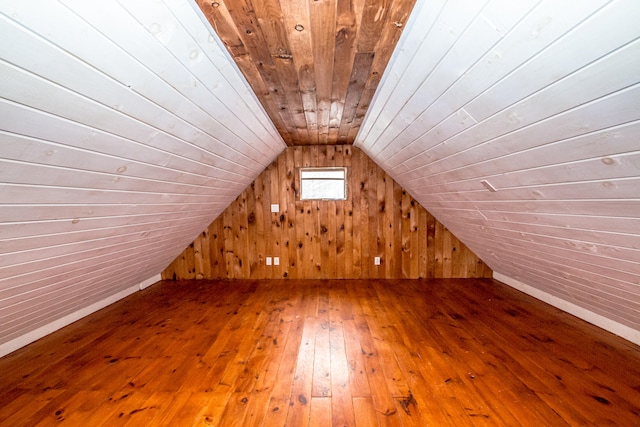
[299,167,348,201]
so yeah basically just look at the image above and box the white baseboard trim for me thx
[139,274,161,290]
[494,272,640,346]
[0,274,161,358]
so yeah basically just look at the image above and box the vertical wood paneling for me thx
[335,147,346,278]
[270,160,282,279]
[371,156,382,279]
[344,147,356,278]
[401,189,411,278]
[162,147,491,280]
[358,148,370,278]
[285,148,297,278]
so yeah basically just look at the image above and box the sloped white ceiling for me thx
[0,0,285,354]
[356,0,640,343]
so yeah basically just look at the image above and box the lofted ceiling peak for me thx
[195,0,416,145]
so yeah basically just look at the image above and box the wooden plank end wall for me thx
[162,146,492,280]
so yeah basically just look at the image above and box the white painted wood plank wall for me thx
[0,0,285,355]
[356,0,640,343]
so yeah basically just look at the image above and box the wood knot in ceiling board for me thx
[336,27,349,45]
[274,53,293,60]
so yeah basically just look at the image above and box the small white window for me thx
[300,167,347,200]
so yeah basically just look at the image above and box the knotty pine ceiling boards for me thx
[196,0,417,145]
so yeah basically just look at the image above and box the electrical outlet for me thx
[271,204,279,213]
[374,256,381,265]
[273,257,279,266]
[266,257,272,265]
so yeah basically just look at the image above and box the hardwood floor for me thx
[1,279,639,426]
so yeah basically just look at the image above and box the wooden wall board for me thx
[162,146,491,280]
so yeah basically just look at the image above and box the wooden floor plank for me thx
[1,279,639,426]
[309,396,332,427]
[352,396,378,427]
[167,391,230,427]
[342,319,372,398]
[329,319,356,427]
[286,316,316,426]
[262,396,290,427]
[312,287,332,397]
[353,314,399,419]
[442,281,636,425]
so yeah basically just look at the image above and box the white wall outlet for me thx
[273,257,279,266]
[271,204,279,213]
[374,256,381,265]
[266,257,272,265]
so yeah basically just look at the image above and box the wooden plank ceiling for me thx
[195,0,416,145]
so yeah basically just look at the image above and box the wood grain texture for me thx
[195,0,417,145]
[162,146,491,280]
[2,278,639,426]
